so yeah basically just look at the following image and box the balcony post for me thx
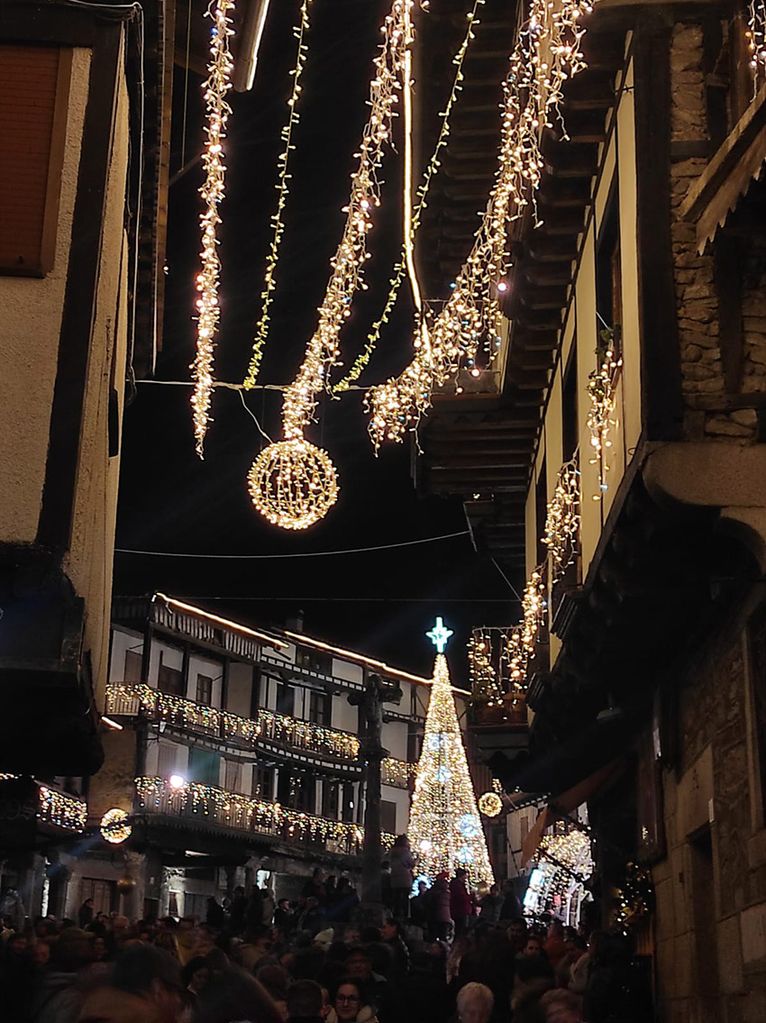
[350,672,402,920]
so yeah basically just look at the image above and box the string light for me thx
[586,329,622,500]
[251,0,411,529]
[468,630,505,706]
[37,785,88,832]
[243,0,313,387]
[106,683,412,781]
[543,459,580,579]
[408,622,494,886]
[478,791,503,817]
[248,437,339,530]
[135,776,394,854]
[506,568,546,693]
[191,0,236,457]
[614,862,654,934]
[746,0,766,69]
[100,807,133,845]
[367,0,595,447]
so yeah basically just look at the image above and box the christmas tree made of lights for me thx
[408,618,495,887]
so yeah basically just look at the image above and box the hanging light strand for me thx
[335,0,486,394]
[543,459,580,578]
[586,329,622,500]
[191,0,236,457]
[367,0,595,447]
[243,0,313,388]
[282,0,412,442]
[747,0,766,70]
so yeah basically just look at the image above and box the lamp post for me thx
[349,671,402,916]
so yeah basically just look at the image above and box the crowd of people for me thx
[0,845,650,1023]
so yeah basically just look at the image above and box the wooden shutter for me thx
[0,45,70,275]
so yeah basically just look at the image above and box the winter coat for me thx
[428,879,453,924]
[389,846,414,890]
[32,970,83,1023]
[449,877,472,920]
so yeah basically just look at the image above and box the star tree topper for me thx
[427,616,453,653]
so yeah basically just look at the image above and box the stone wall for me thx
[652,604,766,1023]
[669,22,766,443]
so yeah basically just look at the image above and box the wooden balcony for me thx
[106,684,413,787]
[0,775,87,843]
[134,776,394,856]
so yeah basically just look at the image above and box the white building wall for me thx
[186,652,224,706]
[109,626,142,682]
[227,661,253,716]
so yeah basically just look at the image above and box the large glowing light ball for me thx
[100,807,133,845]
[478,791,503,818]
[248,438,339,530]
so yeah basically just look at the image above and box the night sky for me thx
[115,0,514,683]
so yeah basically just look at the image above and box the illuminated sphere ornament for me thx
[248,438,339,530]
[100,807,133,845]
[478,791,503,818]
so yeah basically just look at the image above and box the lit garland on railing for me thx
[334,0,486,394]
[191,0,236,457]
[467,629,505,706]
[243,0,313,387]
[249,0,411,529]
[367,0,595,447]
[614,862,654,935]
[135,776,395,854]
[586,328,622,500]
[746,0,766,69]
[38,785,88,832]
[543,459,580,579]
[506,568,547,693]
[105,684,414,781]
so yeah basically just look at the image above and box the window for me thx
[296,774,315,813]
[188,747,220,787]
[79,878,116,916]
[596,188,622,343]
[322,780,339,819]
[196,674,213,706]
[381,799,397,835]
[158,653,183,696]
[276,683,294,716]
[157,742,179,779]
[124,649,143,682]
[224,759,242,793]
[0,46,70,275]
[309,690,332,726]
[342,782,355,823]
[296,648,333,676]
[562,346,578,462]
[255,766,274,801]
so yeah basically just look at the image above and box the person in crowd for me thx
[499,883,522,922]
[240,923,274,971]
[296,897,323,938]
[389,836,414,919]
[302,869,326,903]
[329,978,378,1023]
[379,917,410,980]
[477,886,502,924]
[229,886,248,934]
[449,869,473,938]
[343,947,389,1022]
[511,956,555,1018]
[193,968,285,1023]
[379,862,392,911]
[522,935,545,959]
[78,899,95,930]
[409,880,429,930]
[543,920,567,968]
[456,982,494,1023]
[507,918,528,956]
[155,929,181,961]
[539,989,584,1023]
[287,978,326,1023]
[555,934,587,989]
[398,945,450,1023]
[274,898,295,937]
[206,898,225,930]
[78,943,183,1023]
[325,879,359,924]
[183,955,212,1007]
[31,926,95,1023]
[257,963,291,1021]
[428,872,453,942]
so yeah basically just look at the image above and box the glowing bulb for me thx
[497,280,508,293]
[169,774,187,790]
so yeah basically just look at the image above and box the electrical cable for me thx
[115,529,471,559]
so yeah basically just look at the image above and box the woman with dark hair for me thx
[193,968,286,1023]
[327,978,378,1023]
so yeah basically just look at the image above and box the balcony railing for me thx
[135,776,395,856]
[106,684,414,787]
[0,774,87,833]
